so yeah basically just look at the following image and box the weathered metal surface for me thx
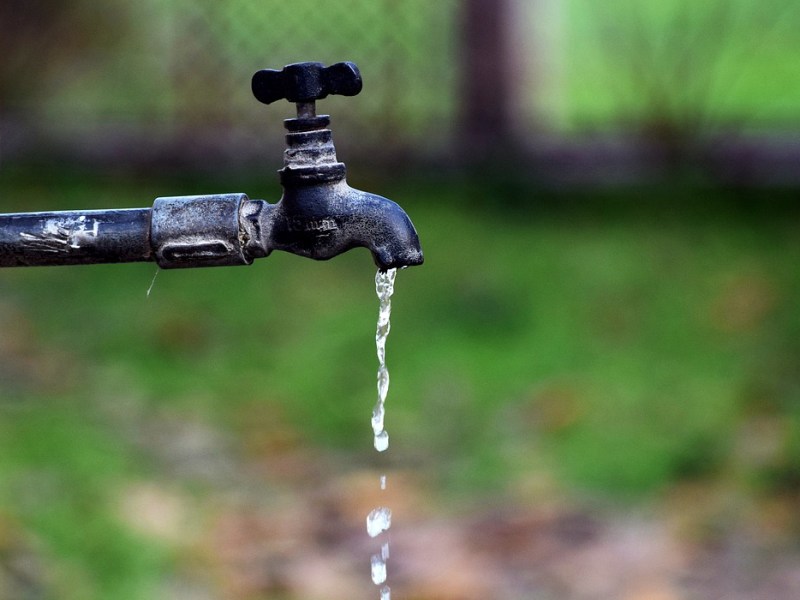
[150,194,251,269]
[257,179,424,271]
[0,209,152,267]
[252,61,362,107]
[253,115,423,270]
[249,62,423,270]
[0,61,423,271]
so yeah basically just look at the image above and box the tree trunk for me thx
[458,0,515,162]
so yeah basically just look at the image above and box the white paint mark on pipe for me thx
[20,217,100,251]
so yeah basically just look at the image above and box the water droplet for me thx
[371,554,387,584]
[380,475,386,490]
[380,585,391,600]
[366,507,392,538]
[381,542,390,560]
[374,430,389,452]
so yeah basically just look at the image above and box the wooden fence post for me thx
[458,0,516,162]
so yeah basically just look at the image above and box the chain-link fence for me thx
[2,0,799,179]
[1,0,463,169]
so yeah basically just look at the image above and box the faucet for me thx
[0,62,423,272]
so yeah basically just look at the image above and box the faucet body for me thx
[243,114,423,270]
[0,62,423,271]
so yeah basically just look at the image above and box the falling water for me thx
[371,553,387,584]
[372,268,396,452]
[366,507,392,538]
[368,267,396,600]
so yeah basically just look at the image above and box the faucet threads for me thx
[284,130,337,164]
[279,163,345,186]
[280,118,346,185]
[284,115,330,132]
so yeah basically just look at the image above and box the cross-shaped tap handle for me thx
[252,62,362,115]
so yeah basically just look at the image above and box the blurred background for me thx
[1,0,800,598]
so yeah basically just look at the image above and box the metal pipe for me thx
[150,193,252,268]
[0,193,256,269]
[0,208,152,267]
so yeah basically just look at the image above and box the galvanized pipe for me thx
[150,193,252,268]
[0,193,256,269]
[0,208,153,267]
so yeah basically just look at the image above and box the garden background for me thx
[1,1,800,598]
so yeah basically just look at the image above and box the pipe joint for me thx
[151,194,251,269]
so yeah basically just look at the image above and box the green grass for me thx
[563,0,800,129]
[2,172,800,596]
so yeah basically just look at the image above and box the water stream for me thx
[372,268,395,452]
[369,268,397,599]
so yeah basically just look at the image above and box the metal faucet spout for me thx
[250,179,423,271]
[247,61,424,271]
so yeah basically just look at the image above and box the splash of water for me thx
[371,554,387,585]
[366,507,392,538]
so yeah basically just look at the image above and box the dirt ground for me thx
[2,416,800,600]
[114,420,800,600]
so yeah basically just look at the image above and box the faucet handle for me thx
[252,61,362,106]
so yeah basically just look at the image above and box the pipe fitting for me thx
[151,194,252,269]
